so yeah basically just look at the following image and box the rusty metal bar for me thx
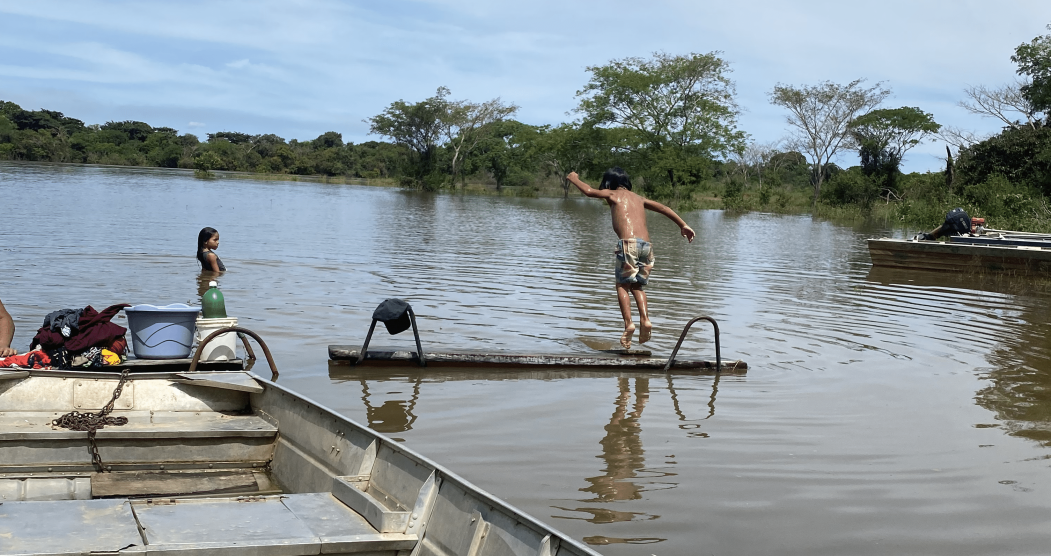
[237,332,257,360]
[189,326,278,380]
[664,316,721,372]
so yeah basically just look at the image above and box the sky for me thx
[0,0,1048,172]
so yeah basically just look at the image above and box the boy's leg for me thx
[631,286,652,343]
[616,282,635,348]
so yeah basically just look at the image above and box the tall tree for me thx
[574,51,745,201]
[444,97,518,186]
[848,107,940,164]
[1012,24,1051,113]
[366,87,452,185]
[959,82,1040,129]
[534,123,606,197]
[769,79,890,207]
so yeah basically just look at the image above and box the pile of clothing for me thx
[27,304,131,369]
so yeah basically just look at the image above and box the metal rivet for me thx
[408,521,415,527]
[412,513,418,519]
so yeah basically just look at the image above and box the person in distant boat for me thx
[0,298,16,357]
[915,207,971,241]
[567,168,695,349]
[196,227,226,272]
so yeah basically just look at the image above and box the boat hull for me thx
[867,238,1051,275]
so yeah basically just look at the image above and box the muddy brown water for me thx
[3,161,1051,555]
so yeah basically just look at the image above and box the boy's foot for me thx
[620,323,636,349]
[639,319,652,343]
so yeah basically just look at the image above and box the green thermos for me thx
[201,281,227,318]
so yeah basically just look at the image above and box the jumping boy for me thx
[567,168,695,348]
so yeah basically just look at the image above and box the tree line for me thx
[4,26,1051,230]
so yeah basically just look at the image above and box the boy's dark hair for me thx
[599,167,632,191]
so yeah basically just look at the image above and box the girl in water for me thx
[196,227,226,272]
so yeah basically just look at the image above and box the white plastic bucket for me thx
[194,317,239,361]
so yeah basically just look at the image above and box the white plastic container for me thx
[194,317,239,361]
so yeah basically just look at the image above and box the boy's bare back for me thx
[566,172,695,243]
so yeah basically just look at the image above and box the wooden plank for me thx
[327,345,745,371]
[90,469,267,498]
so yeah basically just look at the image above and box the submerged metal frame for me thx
[356,306,426,367]
[664,316,721,372]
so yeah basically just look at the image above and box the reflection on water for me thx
[582,378,651,506]
[358,375,421,438]
[6,161,1051,556]
[196,270,225,300]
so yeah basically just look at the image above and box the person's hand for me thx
[567,172,578,181]
[0,346,16,358]
[681,225,695,243]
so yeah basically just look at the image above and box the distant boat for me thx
[868,230,1051,275]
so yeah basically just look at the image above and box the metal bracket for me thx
[664,316,721,372]
[356,306,426,367]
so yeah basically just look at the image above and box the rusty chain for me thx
[52,369,131,472]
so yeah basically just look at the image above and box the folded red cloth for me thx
[0,350,51,369]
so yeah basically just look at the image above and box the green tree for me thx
[848,107,940,197]
[534,123,604,197]
[769,79,890,208]
[478,120,540,189]
[1012,24,1051,113]
[444,97,518,186]
[367,87,452,187]
[574,51,745,202]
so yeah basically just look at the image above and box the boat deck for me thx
[2,493,417,555]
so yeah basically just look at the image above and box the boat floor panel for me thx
[132,493,416,554]
[0,498,144,555]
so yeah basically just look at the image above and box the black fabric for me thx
[944,208,971,236]
[372,298,412,335]
[43,308,83,336]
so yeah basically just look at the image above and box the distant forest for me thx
[5,25,1051,232]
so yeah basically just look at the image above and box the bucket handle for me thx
[188,326,278,381]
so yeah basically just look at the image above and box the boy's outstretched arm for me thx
[567,172,611,199]
[644,198,696,243]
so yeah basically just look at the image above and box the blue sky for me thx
[0,0,1048,172]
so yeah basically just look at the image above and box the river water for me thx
[2,161,1051,555]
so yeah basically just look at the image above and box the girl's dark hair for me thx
[599,167,632,191]
[196,227,218,268]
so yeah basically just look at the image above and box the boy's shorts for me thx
[615,238,654,288]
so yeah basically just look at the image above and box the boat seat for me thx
[0,493,418,555]
[0,411,276,441]
[0,411,278,472]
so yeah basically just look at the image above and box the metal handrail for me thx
[664,316,721,372]
[188,326,279,380]
[356,306,426,367]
